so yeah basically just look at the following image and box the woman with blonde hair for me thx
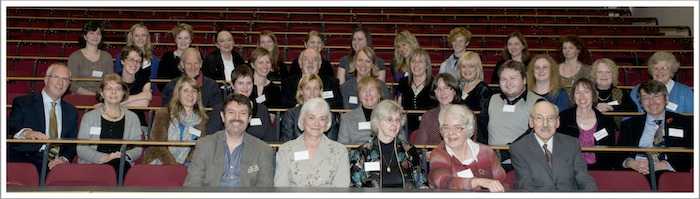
[280,74,339,142]
[456,51,492,111]
[340,46,391,109]
[115,23,160,86]
[527,54,569,112]
[390,30,421,83]
[588,58,636,127]
[158,23,194,92]
[258,30,289,81]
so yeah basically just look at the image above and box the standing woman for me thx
[145,76,208,166]
[68,21,114,95]
[77,74,142,174]
[280,74,339,142]
[248,48,282,108]
[397,49,433,134]
[557,78,617,170]
[349,100,428,188]
[340,46,392,110]
[457,51,492,111]
[557,34,591,89]
[439,27,472,78]
[527,54,569,112]
[417,73,462,145]
[118,45,151,127]
[116,23,160,88]
[291,30,334,77]
[274,98,350,187]
[589,58,637,127]
[390,30,421,83]
[337,27,386,85]
[630,51,694,114]
[491,31,531,84]
[158,23,193,92]
[258,30,289,81]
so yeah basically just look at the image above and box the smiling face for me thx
[354,50,373,78]
[452,36,468,54]
[100,81,124,106]
[221,101,251,137]
[441,113,468,150]
[533,58,551,82]
[304,35,323,53]
[302,108,328,138]
[121,51,143,76]
[301,79,322,102]
[259,35,275,52]
[460,63,477,80]
[132,27,148,49]
[359,83,380,109]
[231,75,253,97]
[178,82,198,109]
[377,111,401,141]
[561,42,580,60]
[594,63,613,89]
[434,78,456,106]
[650,61,673,84]
[639,89,668,119]
[181,50,202,77]
[351,31,367,52]
[84,29,102,47]
[399,42,412,58]
[410,54,427,77]
[499,68,527,100]
[44,64,71,100]
[175,31,192,51]
[299,49,321,75]
[529,102,560,141]
[507,36,524,58]
[573,83,593,109]
[252,55,272,77]
[215,31,234,53]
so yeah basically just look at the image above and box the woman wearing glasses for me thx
[630,51,693,114]
[417,73,462,145]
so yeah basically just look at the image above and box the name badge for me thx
[418,116,422,121]
[461,91,468,100]
[358,122,371,130]
[89,127,102,135]
[255,95,267,104]
[247,164,259,173]
[91,71,103,78]
[593,129,609,141]
[188,127,201,137]
[322,91,334,99]
[666,102,678,111]
[348,96,358,104]
[606,100,619,106]
[457,168,475,178]
[364,161,380,171]
[502,104,516,112]
[668,128,684,138]
[294,151,309,161]
[250,118,262,126]
[142,60,151,69]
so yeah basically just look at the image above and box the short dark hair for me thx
[119,45,144,62]
[79,21,105,48]
[498,59,527,81]
[230,64,253,83]
[430,73,462,105]
[570,78,598,106]
[636,80,668,102]
[221,93,253,116]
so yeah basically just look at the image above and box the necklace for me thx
[102,106,122,120]
[597,90,612,102]
[412,79,426,96]
[378,139,397,173]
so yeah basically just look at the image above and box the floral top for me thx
[349,137,428,188]
[274,133,350,187]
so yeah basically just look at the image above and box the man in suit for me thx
[510,101,597,191]
[280,48,342,108]
[184,93,274,187]
[617,80,693,181]
[162,47,223,108]
[7,62,79,171]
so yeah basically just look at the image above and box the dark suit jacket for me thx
[280,74,342,108]
[183,130,274,187]
[617,111,693,172]
[510,133,598,191]
[557,107,618,170]
[201,49,246,81]
[7,94,79,165]
[162,75,223,108]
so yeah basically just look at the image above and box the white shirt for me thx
[534,134,554,156]
[223,55,235,82]
[14,90,63,151]
[446,139,481,165]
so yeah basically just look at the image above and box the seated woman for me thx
[76,73,142,175]
[258,30,289,81]
[291,30,334,77]
[630,51,693,114]
[249,47,282,108]
[589,58,637,127]
[338,76,404,144]
[557,34,591,99]
[456,51,492,111]
[439,27,472,78]
[557,78,618,170]
[490,31,531,84]
[274,98,350,187]
[68,21,114,95]
[340,46,391,110]
[157,23,193,92]
[115,23,160,89]
[207,65,276,142]
[349,100,427,188]
[390,30,420,83]
[201,28,246,82]
[527,54,569,112]
[280,74,339,142]
[337,27,386,84]
[118,45,151,127]
[397,48,433,135]
[417,73,462,145]
[428,104,506,192]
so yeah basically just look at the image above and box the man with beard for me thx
[184,93,274,187]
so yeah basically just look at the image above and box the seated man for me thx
[162,48,223,108]
[617,80,693,183]
[510,101,597,191]
[7,63,79,171]
[280,48,342,108]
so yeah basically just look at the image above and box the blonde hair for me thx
[527,54,564,98]
[126,23,154,62]
[393,30,420,74]
[295,74,323,105]
[357,76,385,106]
[258,30,281,72]
[349,46,378,77]
[407,48,433,86]
[168,76,208,123]
[456,51,484,81]
[447,27,472,46]
[590,58,619,87]
[171,23,194,43]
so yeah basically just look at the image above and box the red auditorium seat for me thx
[289,24,321,33]
[45,164,117,186]
[658,171,694,192]
[7,70,31,94]
[42,43,64,57]
[428,51,444,62]
[253,23,287,32]
[258,14,288,21]
[650,39,689,50]
[372,36,395,47]
[123,165,188,187]
[353,15,383,23]
[62,94,99,106]
[323,24,355,33]
[363,24,390,34]
[319,15,351,22]
[375,50,394,64]
[329,50,347,63]
[325,35,348,46]
[7,162,39,187]
[484,38,504,48]
[27,30,47,40]
[588,170,651,191]
[17,43,43,56]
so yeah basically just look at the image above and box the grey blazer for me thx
[76,105,142,165]
[509,133,598,191]
[337,107,406,144]
[183,130,274,187]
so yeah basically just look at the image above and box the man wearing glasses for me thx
[280,48,342,108]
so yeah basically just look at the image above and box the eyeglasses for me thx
[651,66,669,72]
[46,75,70,82]
[640,93,665,102]
[410,59,426,64]
[103,87,124,93]
[531,115,558,123]
[302,57,321,62]
[441,125,465,132]
[126,58,143,64]
[383,117,401,124]
[434,86,454,93]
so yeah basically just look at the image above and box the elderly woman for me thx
[291,30,334,77]
[68,21,114,95]
[340,46,392,110]
[158,23,193,92]
[249,47,282,108]
[208,65,276,142]
[281,74,339,142]
[115,23,160,86]
[630,51,693,114]
[349,100,427,188]
[557,34,591,89]
[118,45,151,127]
[428,104,506,192]
[145,76,208,166]
[439,27,472,78]
[337,27,386,84]
[390,30,421,82]
[397,48,433,134]
[589,58,637,127]
[491,31,531,84]
[417,73,462,145]
[527,54,569,112]
[77,73,142,174]
[338,76,404,144]
[258,30,289,81]
[202,28,246,81]
[457,51,492,111]
[557,78,618,170]
[274,97,350,187]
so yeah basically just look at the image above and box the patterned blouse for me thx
[349,137,428,188]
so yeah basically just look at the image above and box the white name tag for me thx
[89,127,102,135]
[461,91,468,100]
[668,128,684,138]
[502,104,516,112]
[142,60,151,69]
[294,151,309,161]
[418,116,422,121]
[255,95,267,104]
[189,127,201,137]
[91,71,103,78]
[322,91,334,99]
[593,129,609,141]
[457,168,475,178]
[348,96,358,104]
[364,161,380,171]
[358,122,371,130]
[248,165,259,173]
[250,118,262,126]
[606,100,619,106]
[666,102,678,111]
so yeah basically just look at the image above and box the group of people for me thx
[7,21,694,192]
